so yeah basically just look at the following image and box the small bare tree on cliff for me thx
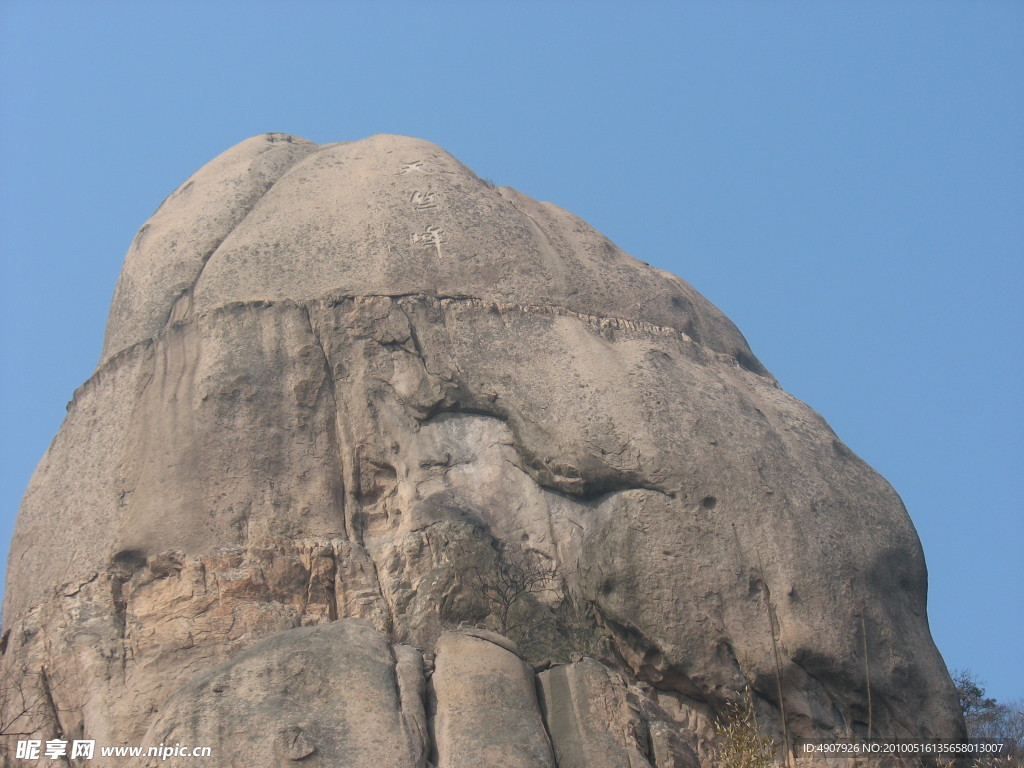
[0,662,69,765]
[466,543,560,640]
[458,539,608,662]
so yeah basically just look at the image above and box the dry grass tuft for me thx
[712,692,783,768]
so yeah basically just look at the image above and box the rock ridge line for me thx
[74,292,778,414]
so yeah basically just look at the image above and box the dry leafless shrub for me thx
[465,542,560,640]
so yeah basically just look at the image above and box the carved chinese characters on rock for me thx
[401,159,445,257]
[411,225,446,258]
[398,160,429,175]
[410,191,437,210]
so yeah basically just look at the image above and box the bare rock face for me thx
[2,133,962,764]
[432,630,555,768]
[142,620,424,768]
[538,657,700,768]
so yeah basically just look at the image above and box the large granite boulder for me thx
[2,133,963,765]
[142,619,425,767]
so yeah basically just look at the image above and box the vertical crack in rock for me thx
[302,300,400,636]
[534,673,564,768]
[38,667,66,744]
[300,302,349,541]
[392,644,431,768]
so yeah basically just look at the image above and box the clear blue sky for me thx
[2,2,1021,702]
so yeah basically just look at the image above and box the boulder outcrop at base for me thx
[142,621,699,768]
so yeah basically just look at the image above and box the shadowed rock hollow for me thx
[2,133,962,766]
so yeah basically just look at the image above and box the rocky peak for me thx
[2,133,962,766]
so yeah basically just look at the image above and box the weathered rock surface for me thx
[538,657,700,768]
[137,621,697,768]
[432,630,555,768]
[2,133,963,765]
[142,620,423,768]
